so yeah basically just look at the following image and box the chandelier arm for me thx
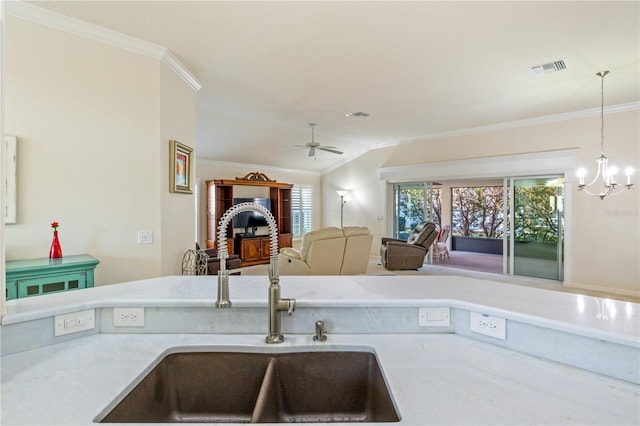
[600,72,605,155]
[599,186,631,198]
[578,156,604,189]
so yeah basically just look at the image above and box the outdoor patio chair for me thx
[433,225,450,262]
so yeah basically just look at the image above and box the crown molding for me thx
[382,102,640,148]
[399,102,640,146]
[328,102,639,175]
[377,149,581,183]
[197,159,321,177]
[5,1,202,92]
[161,50,202,92]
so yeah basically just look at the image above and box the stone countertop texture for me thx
[1,275,639,425]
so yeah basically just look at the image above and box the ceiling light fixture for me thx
[577,71,634,199]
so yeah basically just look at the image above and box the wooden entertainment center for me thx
[206,172,293,267]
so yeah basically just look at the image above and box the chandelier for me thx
[577,71,634,199]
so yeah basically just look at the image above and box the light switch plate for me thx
[137,230,153,244]
[54,309,95,336]
[418,307,450,327]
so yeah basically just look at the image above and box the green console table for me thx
[5,255,100,300]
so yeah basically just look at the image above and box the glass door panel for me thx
[393,183,426,240]
[511,177,564,280]
[393,182,438,264]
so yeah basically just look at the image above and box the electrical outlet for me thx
[418,307,450,327]
[137,230,153,244]
[113,307,145,327]
[54,309,95,336]
[469,311,506,340]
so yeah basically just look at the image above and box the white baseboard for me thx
[564,281,640,299]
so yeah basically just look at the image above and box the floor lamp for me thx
[337,190,348,227]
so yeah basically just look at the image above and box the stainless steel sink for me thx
[98,350,400,423]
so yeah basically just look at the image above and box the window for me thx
[292,185,313,236]
[451,186,503,238]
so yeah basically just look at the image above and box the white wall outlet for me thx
[418,307,450,327]
[54,309,95,336]
[113,307,145,327]
[470,311,506,340]
[137,230,153,244]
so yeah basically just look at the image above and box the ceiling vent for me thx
[345,111,372,118]
[530,59,567,75]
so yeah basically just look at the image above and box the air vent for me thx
[345,111,371,118]
[530,59,567,75]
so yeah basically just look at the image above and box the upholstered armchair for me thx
[380,222,438,270]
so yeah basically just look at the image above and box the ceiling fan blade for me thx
[318,147,343,155]
[308,147,316,157]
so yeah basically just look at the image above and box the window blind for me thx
[292,185,313,236]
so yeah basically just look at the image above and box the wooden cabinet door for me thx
[278,234,293,250]
[261,238,271,260]
[241,239,262,262]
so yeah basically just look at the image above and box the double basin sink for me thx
[98,348,400,423]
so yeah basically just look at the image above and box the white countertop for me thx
[2,333,639,425]
[2,274,639,425]
[4,275,639,346]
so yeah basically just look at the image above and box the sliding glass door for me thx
[392,182,440,263]
[391,177,564,280]
[392,182,439,239]
[507,177,564,280]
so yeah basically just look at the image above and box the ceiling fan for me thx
[294,123,343,157]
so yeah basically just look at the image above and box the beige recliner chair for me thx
[380,222,438,270]
[279,226,373,275]
[340,226,374,275]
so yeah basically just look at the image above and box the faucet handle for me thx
[288,299,296,315]
[313,320,327,342]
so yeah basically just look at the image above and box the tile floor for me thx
[240,250,639,303]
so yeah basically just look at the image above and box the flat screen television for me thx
[232,197,271,232]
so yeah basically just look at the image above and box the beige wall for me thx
[159,64,198,275]
[322,147,394,246]
[4,16,196,285]
[323,111,640,296]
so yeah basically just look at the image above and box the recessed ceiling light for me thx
[530,59,567,75]
[345,111,372,118]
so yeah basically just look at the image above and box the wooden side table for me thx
[5,254,100,300]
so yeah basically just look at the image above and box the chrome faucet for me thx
[215,202,296,344]
[313,320,327,342]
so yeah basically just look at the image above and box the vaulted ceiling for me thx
[27,1,640,173]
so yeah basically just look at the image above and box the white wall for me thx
[4,16,196,285]
[323,111,640,296]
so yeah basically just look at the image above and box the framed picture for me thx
[170,140,194,194]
